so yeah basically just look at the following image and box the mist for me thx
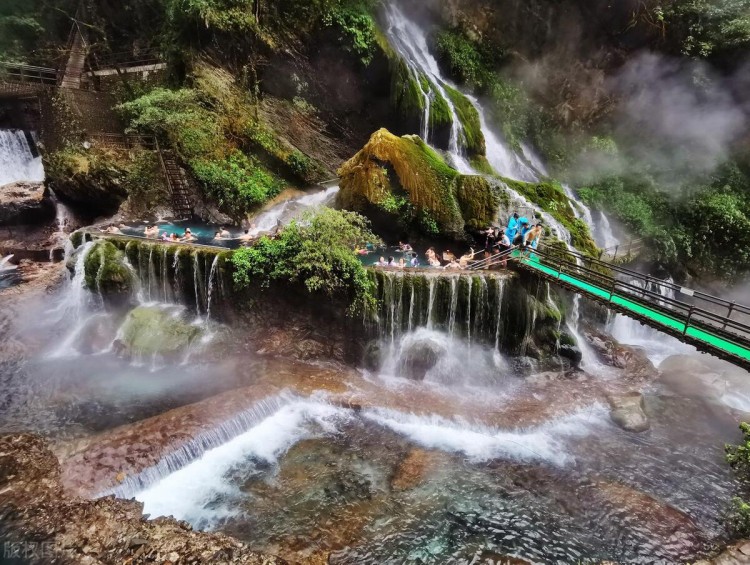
[571,51,748,191]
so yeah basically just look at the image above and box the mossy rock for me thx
[83,240,135,308]
[337,129,498,239]
[455,175,499,230]
[116,305,201,359]
[443,85,485,157]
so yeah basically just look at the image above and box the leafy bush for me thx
[231,208,381,313]
[192,150,282,217]
[322,1,379,65]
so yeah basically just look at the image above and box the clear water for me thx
[0,129,44,186]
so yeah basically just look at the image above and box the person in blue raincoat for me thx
[513,218,530,245]
[506,213,520,241]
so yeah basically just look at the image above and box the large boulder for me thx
[0,181,54,225]
[83,240,135,308]
[114,306,201,361]
[607,391,650,432]
[337,128,499,239]
[47,152,128,216]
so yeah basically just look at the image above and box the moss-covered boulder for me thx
[83,240,135,308]
[337,128,499,239]
[115,306,201,360]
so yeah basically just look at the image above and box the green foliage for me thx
[435,29,501,90]
[322,0,380,65]
[443,85,485,156]
[122,151,170,213]
[192,150,282,217]
[231,208,381,313]
[83,240,134,298]
[661,0,750,59]
[579,161,750,278]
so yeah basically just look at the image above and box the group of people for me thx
[482,213,544,263]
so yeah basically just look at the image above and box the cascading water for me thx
[48,189,72,261]
[0,129,45,187]
[0,254,18,289]
[205,255,220,322]
[248,185,340,236]
[609,277,694,365]
[383,2,473,173]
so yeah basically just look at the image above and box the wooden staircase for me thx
[157,145,193,219]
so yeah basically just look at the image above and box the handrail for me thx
[469,246,518,271]
[525,246,750,347]
[536,242,750,318]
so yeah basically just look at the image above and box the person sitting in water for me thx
[161,231,170,241]
[238,229,254,242]
[376,256,388,267]
[398,257,406,268]
[144,225,159,238]
[398,241,413,252]
[219,226,231,239]
[169,233,179,242]
[442,249,456,264]
[459,248,475,269]
[445,259,462,270]
[425,247,436,262]
[410,255,419,268]
[105,225,123,235]
[180,228,197,242]
[387,256,397,267]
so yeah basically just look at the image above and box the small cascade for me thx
[596,210,620,250]
[104,393,298,499]
[609,277,693,364]
[566,294,602,372]
[249,185,340,236]
[382,2,473,173]
[192,251,203,318]
[48,189,72,261]
[371,271,510,348]
[0,129,45,187]
[0,254,18,289]
[205,255,220,322]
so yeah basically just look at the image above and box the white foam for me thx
[363,404,608,467]
[134,400,349,526]
[0,129,45,186]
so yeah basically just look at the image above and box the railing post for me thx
[684,305,695,336]
[609,278,616,303]
[723,302,735,330]
[612,245,619,262]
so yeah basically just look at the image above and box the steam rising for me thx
[575,52,748,188]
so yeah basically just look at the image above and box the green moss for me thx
[340,129,498,238]
[428,85,453,133]
[120,306,201,357]
[69,230,84,249]
[83,240,134,300]
[455,176,499,230]
[389,57,425,123]
[443,85,485,156]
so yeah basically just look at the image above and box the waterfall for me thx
[248,185,340,236]
[382,3,473,173]
[48,189,72,261]
[0,129,45,187]
[372,271,510,348]
[102,393,297,499]
[205,255,220,322]
[609,277,693,365]
[193,251,203,318]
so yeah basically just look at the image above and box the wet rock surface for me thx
[0,181,54,225]
[607,391,650,432]
[0,433,286,564]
